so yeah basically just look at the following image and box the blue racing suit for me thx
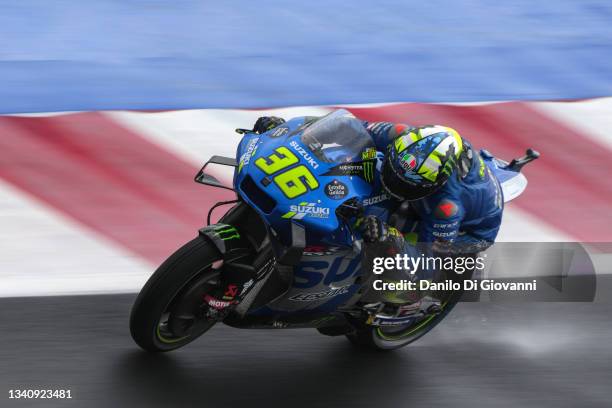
[364,121,504,252]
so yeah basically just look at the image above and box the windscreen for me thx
[300,109,375,163]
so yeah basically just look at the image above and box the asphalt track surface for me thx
[1,295,610,408]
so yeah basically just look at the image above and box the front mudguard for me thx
[198,223,253,263]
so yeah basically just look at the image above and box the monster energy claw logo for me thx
[213,225,240,241]
[363,161,375,183]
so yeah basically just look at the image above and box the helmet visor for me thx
[381,155,440,201]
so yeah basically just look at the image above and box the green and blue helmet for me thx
[381,125,463,201]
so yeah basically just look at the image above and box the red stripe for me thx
[346,102,612,241]
[0,113,233,264]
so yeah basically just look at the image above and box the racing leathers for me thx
[358,120,503,307]
[364,121,504,254]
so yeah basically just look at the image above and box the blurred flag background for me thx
[1,1,612,296]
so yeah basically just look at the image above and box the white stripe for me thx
[106,107,331,185]
[106,106,332,166]
[496,206,572,242]
[531,97,612,151]
[0,181,152,297]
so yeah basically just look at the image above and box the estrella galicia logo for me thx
[270,126,289,138]
[324,179,348,200]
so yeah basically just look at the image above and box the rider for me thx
[252,115,504,254]
[204,113,503,313]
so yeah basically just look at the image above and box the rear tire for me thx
[130,237,223,352]
[347,269,473,350]
[346,292,462,350]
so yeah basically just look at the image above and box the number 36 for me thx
[255,147,319,198]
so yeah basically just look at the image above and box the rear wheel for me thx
[130,237,223,352]
[347,270,473,350]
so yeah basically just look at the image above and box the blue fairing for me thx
[232,110,393,316]
[481,149,529,202]
[234,110,375,247]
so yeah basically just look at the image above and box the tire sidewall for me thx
[130,237,223,352]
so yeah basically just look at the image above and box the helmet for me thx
[381,125,463,201]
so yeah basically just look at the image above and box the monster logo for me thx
[213,225,240,241]
[363,160,375,183]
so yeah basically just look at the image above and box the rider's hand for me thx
[253,116,286,134]
[432,239,456,255]
[360,215,389,243]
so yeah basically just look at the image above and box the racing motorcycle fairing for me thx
[233,110,376,246]
[481,148,538,203]
[198,110,539,328]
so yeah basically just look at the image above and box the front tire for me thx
[130,237,223,352]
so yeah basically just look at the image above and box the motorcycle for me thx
[130,109,539,351]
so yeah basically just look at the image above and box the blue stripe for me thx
[2,1,612,112]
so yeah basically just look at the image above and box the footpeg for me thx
[426,303,442,315]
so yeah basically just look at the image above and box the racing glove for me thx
[253,116,286,134]
[360,215,390,243]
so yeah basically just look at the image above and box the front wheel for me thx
[130,237,224,352]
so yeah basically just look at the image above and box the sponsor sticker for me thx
[239,137,259,171]
[213,225,240,241]
[324,179,348,200]
[223,284,238,299]
[434,199,458,219]
[239,279,255,296]
[282,202,330,219]
[400,151,417,171]
[270,126,289,138]
[289,285,350,301]
[322,160,375,183]
[362,147,377,160]
[363,160,375,183]
[323,162,363,176]
[303,245,343,256]
[289,140,319,169]
[203,294,234,310]
[363,193,389,206]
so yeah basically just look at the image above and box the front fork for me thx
[199,222,286,320]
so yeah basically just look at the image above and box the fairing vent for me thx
[240,176,277,214]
